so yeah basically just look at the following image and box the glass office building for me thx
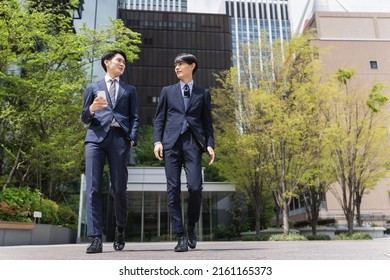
[118,0,291,93]
[225,0,291,88]
[119,0,188,12]
[118,8,232,124]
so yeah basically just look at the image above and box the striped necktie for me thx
[109,79,116,106]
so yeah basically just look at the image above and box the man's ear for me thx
[104,59,110,69]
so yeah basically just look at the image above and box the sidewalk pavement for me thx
[1,238,390,260]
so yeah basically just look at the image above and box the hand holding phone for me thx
[90,91,108,113]
[97,91,106,101]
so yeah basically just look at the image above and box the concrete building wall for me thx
[309,12,390,92]
[324,180,390,226]
[312,39,390,90]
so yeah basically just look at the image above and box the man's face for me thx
[175,61,194,81]
[105,53,126,77]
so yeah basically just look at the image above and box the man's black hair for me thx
[174,53,198,74]
[101,50,127,72]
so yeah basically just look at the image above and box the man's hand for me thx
[154,143,164,161]
[90,96,108,113]
[207,146,215,165]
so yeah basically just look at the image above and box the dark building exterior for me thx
[118,9,232,125]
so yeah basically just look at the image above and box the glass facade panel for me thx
[128,192,143,241]
[118,0,187,11]
[78,172,235,243]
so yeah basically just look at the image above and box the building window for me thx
[370,61,378,69]
[147,96,158,104]
[143,37,153,45]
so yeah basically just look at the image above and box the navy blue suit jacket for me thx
[81,79,139,145]
[153,82,214,151]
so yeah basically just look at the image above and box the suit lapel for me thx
[174,82,201,111]
[188,84,200,109]
[98,79,107,92]
[114,80,126,108]
[173,82,185,111]
[97,79,114,106]
[99,79,123,109]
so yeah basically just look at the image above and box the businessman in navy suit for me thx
[81,50,139,253]
[153,53,215,252]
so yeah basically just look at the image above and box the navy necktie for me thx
[183,84,190,109]
[181,84,190,134]
[184,84,190,98]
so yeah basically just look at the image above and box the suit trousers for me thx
[85,128,130,237]
[164,131,203,235]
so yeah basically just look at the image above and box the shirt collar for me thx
[105,75,119,83]
[180,80,193,90]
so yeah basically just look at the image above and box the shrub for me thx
[0,201,19,221]
[0,187,41,222]
[57,203,78,229]
[269,233,307,241]
[335,232,372,240]
[306,234,331,240]
[241,234,271,241]
[0,187,78,228]
[214,224,239,239]
[38,198,59,225]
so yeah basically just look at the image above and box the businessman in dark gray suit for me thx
[153,53,215,252]
[81,50,139,254]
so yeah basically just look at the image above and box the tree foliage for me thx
[213,31,326,234]
[134,125,164,166]
[0,0,141,202]
[213,26,390,235]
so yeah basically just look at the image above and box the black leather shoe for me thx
[113,228,125,251]
[86,237,102,254]
[187,226,197,249]
[174,235,188,252]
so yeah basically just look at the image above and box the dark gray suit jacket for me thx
[153,82,214,152]
[81,79,139,145]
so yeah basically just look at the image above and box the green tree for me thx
[134,125,164,166]
[212,67,274,234]
[0,0,141,201]
[323,68,390,234]
[213,31,330,234]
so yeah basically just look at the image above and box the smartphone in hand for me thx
[97,91,106,100]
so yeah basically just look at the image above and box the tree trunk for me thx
[311,219,317,235]
[355,191,363,227]
[255,216,261,235]
[347,211,354,235]
[282,203,289,234]
[3,145,22,189]
[273,192,280,227]
[310,187,321,235]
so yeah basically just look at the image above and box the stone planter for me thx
[0,221,76,246]
[0,221,35,246]
[0,221,35,230]
[240,228,300,237]
[299,227,336,239]
[335,227,386,238]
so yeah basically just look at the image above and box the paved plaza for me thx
[1,238,390,260]
[1,239,389,280]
